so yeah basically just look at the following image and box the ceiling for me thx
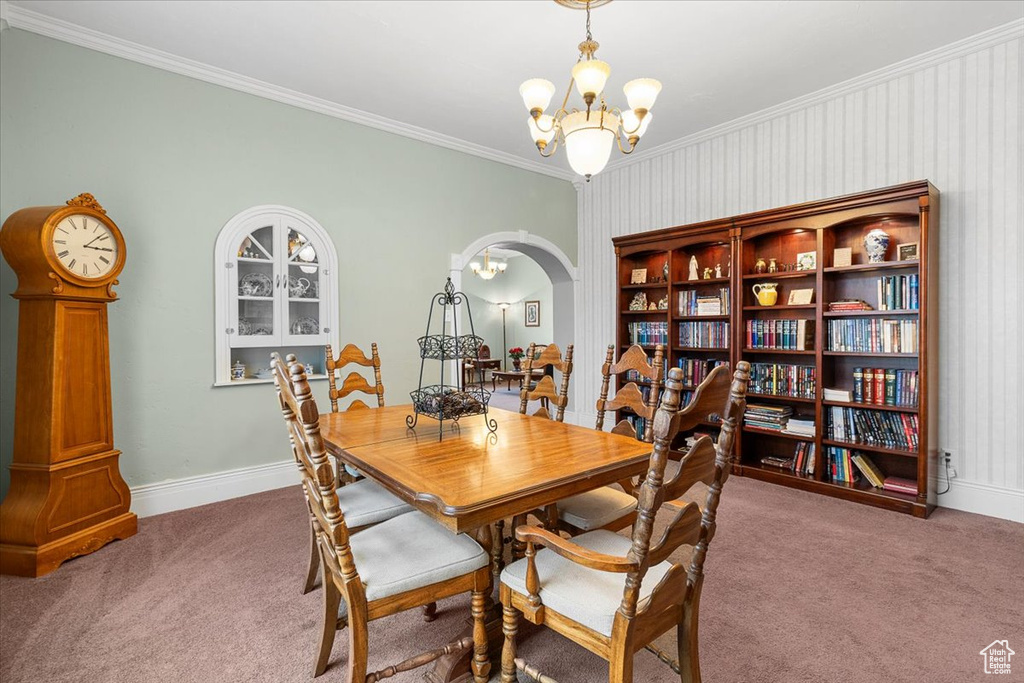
[5,1,1023,180]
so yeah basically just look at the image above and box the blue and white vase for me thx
[863,228,890,263]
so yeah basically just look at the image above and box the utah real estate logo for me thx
[979,640,1014,675]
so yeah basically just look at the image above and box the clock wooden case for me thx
[0,193,136,577]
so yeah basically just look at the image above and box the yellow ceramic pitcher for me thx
[752,282,778,306]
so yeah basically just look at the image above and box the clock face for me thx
[51,214,119,279]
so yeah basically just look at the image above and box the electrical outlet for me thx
[949,467,957,478]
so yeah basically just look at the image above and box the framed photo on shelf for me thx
[630,268,648,284]
[524,300,540,327]
[897,242,919,261]
[788,288,815,305]
[833,247,853,268]
[796,251,817,271]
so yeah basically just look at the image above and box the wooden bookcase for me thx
[612,181,939,517]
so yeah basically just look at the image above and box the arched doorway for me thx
[450,231,578,417]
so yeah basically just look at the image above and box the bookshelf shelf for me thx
[747,392,817,404]
[823,351,918,358]
[821,439,918,458]
[742,348,815,355]
[743,304,817,311]
[741,270,816,281]
[622,310,670,315]
[823,309,918,317]
[822,400,918,413]
[613,181,938,518]
[742,426,816,442]
[824,261,919,275]
[673,277,730,286]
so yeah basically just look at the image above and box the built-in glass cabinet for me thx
[214,206,339,386]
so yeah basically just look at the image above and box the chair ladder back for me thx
[594,344,665,442]
[272,353,363,592]
[326,342,385,412]
[519,343,574,422]
[617,362,750,620]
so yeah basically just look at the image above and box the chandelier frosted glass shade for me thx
[571,59,611,99]
[621,110,652,139]
[623,78,662,112]
[519,79,556,114]
[561,110,619,178]
[527,115,557,146]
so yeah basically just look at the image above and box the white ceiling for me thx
[5,1,1023,180]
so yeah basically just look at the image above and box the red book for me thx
[873,369,884,405]
[883,476,917,494]
[863,369,874,403]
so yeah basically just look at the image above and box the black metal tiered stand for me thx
[407,278,498,441]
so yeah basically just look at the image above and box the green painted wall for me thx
[0,30,577,498]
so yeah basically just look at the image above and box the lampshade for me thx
[623,78,662,111]
[527,115,557,146]
[561,110,619,177]
[519,78,556,113]
[571,59,611,99]
[476,270,496,280]
[621,109,652,139]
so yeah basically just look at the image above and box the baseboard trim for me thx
[130,460,295,518]
[937,480,1024,523]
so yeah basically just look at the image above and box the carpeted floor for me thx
[1,477,1021,683]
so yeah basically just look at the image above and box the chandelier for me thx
[519,0,662,180]
[470,249,507,280]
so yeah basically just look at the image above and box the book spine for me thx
[853,367,863,403]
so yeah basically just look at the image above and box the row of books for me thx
[748,362,816,399]
[760,442,817,475]
[826,406,920,452]
[745,319,814,351]
[676,358,728,387]
[827,447,918,494]
[678,321,729,349]
[876,274,919,311]
[828,299,872,312]
[627,321,669,346]
[826,318,918,354]
[623,415,649,440]
[854,368,918,406]
[744,403,792,431]
[678,288,730,316]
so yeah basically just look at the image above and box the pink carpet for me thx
[1,477,1021,682]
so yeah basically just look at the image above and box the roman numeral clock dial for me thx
[52,214,119,279]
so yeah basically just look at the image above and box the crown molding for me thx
[605,18,1024,174]
[1,1,577,182]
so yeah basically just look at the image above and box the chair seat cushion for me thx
[342,511,489,609]
[500,530,672,637]
[556,486,637,531]
[338,479,413,529]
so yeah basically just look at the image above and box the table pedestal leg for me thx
[426,523,502,683]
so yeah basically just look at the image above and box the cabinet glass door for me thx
[230,223,281,347]
[281,224,328,349]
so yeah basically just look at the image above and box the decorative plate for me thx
[290,316,319,335]
[239,272,273,297]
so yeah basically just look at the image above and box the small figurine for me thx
[629,291,648,311]
[755,257,766,274]
[715,263,722,278]
[768,258,778,273]
[703,267,712,280]
[648,302,657,310]
[663,261,670,283]
[688,255,699,281]
[657,295,669,310]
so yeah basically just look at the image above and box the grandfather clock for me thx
[0,193,136,577]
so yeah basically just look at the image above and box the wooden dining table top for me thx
[319,405,652,533]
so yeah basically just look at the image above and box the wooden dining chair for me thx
[499,361,750,683]
[550,344,666,538]
[271,353,493,682]
[518,343,574,421]
[298,343,412,596]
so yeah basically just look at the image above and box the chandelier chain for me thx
[585,1,592,42]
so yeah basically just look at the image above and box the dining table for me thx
[318,404,654,683]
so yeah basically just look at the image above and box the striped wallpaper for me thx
[574,21,1023,514]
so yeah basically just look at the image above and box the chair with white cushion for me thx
[552,344,666,537]
[297,343,413,596]
[271,353,492,682]
[499,361,749,683]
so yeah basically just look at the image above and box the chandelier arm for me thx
[538,136,562,158]
[615,131,639,155]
